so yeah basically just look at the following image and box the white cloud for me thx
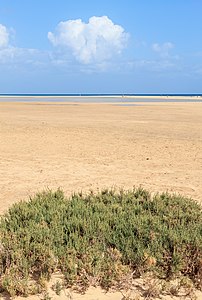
[0,23,51,68]
[0,24,9,48]
[152,42,174,57]
[48,16,129,64]
[0,47,47,65]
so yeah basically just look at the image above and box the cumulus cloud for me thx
[48,16,129,64]
[0,24,9,48]
[0,47,48,66]
[0,23,49,67]
[152,42,174,57]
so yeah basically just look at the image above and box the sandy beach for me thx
[0,100,202,299]
[0,100,201,212]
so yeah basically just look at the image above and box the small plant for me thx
[52,280,63,295]
[42,292,52,300]
[142,274,162,299]
[121,290,141,300]
[169,284,180,296]
[163,277,197,299]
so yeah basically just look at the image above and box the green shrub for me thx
[0,187,201,296]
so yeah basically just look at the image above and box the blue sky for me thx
[0,0,202,93]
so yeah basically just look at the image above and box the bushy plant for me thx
[0,188,201,296]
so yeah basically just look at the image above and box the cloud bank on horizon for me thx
[48,16,129,64]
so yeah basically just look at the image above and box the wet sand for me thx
[0,101,202,299]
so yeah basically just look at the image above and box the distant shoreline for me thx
[0,95,202,103]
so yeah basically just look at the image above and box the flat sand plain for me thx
[0,101,201,213]
[0,101,202,299]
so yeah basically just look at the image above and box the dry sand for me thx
[0,101,202,299]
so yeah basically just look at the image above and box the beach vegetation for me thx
[0,187,201,297]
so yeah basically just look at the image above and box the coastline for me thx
[0,95,201,104]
